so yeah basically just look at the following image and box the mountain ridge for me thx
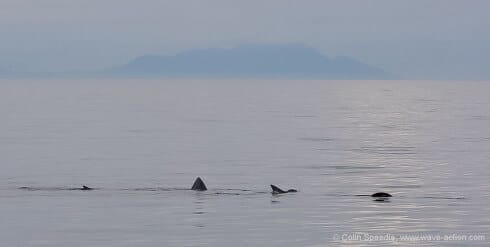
[110,44,391,79]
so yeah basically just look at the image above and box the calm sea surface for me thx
[1,79,489,246]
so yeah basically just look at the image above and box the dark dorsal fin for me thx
[270,184,286,194]
[191,177,207,191]
[81,185,92,190]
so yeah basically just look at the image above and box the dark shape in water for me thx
[373,197,391,202]
[271,184,297,194]
[81,185,93,190]
[191,177,207,191]
[371,192,392,197]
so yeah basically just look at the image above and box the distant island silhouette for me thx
[110,44,390,79]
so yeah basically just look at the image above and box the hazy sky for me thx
[1,0,489,78]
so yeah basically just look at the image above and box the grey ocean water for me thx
[1,79,489,246]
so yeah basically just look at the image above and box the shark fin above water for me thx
[81,185,93,190]
[191,177,207,191]
[271,184,297,194]
[270,184,286,193]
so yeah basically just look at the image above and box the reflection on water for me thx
[0,79,489,246]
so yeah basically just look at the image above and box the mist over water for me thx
[1,79,489,246]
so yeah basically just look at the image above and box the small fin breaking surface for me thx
[191,177,207,191]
